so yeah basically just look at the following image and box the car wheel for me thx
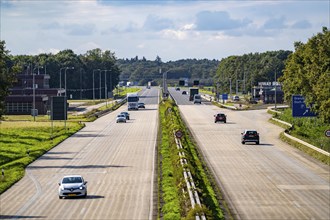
[59,196,63,199]
[256,141,259,145]
[224,121,226,123]
[242,141,245,144]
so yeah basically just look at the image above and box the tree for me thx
[0,41,16,118]
[280,27,330,122]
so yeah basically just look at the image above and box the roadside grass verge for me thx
[158,99,224,220]
[268,108,329,165]
[269,108,330,153]
[0,121,84,194]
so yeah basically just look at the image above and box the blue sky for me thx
[0,0,329,61]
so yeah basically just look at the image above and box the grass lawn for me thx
[0,120,84,194]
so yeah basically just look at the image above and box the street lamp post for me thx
[59,67,66,96]
[64,67,74,132]
[274,69,277,110]
[100,70,109,106]
[80,68,84,100]
[64,67,74,98]
[99,71,102,101]
[31,65,43,121]
[229,78,232,98]
[32,67,36,121]
[93,69,100,102]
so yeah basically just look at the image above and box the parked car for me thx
[175,87,180,91]
[241,129,260,144]
[233,95,240,101]
[116,114,127,123]
[138,102,145,109]
[249,98,259,104]
[120,111,130,120]
[58,175,87,199]
[214,113,227,123]
[182,91,187,95]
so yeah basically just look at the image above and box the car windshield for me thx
[246,131,257,135]
[62,177,83,184]
[118,114,124,117]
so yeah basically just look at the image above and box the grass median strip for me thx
[0,121,84,194]
[158,99,224,220]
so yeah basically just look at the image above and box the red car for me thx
[214,113,227,123]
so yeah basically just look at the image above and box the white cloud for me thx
[1,0,329,61]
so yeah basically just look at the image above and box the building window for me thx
[6,102,32,113]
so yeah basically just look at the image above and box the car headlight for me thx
[79,186,85,190]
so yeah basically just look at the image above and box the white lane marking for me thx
[14,169,42,219]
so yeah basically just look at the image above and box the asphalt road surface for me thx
[169,87,330,220]
[0,87,159,220]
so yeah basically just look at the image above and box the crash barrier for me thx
[174,133,207,220]
[271,117,330,157]
[93,98,127,118]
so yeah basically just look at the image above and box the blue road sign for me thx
[292,95,317,117]
[222,94,228,100]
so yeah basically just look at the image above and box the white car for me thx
[116,114,127,123]
[58,175,87,199]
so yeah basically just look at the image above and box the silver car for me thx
[116,114,126,123]
[58,175,87,199]
[120,111,130,120]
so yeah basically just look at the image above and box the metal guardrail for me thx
[93,98,127,118]
[174,134,206,220]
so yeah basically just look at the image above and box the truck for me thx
[189,88,199,101]
[127,93,139,110]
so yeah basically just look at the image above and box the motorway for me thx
[0,88,159,220]
[1,86,329,220]
[170,87,330,220]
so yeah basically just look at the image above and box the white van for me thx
[193,94,201,104]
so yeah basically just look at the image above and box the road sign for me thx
[222,94,228,100]
[292,95,317,117]
[325,130,330,137]
[51,96,67,120]
[175,130,183,139]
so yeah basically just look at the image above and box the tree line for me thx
[0,27,328,121]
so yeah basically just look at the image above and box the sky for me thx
[0,0,329,62]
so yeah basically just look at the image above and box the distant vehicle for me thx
[58,175,87,199]
[193,94,201,104]
[233,95,240,101]
[127,93,139,110]
[120,111,130,120]
[138,102,145,109]
[241,129,260,144]
[249,98,259,104]
[214,113,227,123]
[189,88,199,101]
[116,114,127,123]
[175,87,180,91]
[182,91,187,95]
[147,81,151,89]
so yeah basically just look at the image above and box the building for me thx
[253,82,284,104]
[5,72,62,115]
